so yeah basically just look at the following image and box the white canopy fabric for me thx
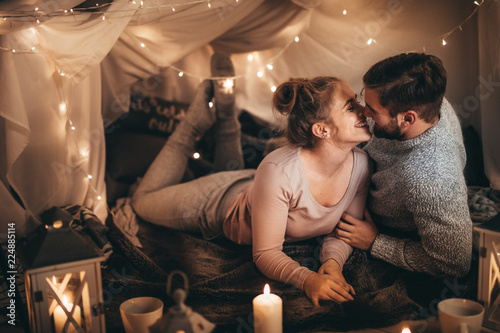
[0,0,498,238]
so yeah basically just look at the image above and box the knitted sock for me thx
[183,79,215,137]
[210,53,244,171]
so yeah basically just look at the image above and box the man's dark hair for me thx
[363,53,447,123]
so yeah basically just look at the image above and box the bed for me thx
[98,94,499,332]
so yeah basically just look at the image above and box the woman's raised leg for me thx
[211,53,244,172]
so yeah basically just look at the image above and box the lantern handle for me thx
[166,270,189,297]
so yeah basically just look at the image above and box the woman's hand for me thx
[303,265,354,307]
[335,208,379,250]
[318,259,355,296]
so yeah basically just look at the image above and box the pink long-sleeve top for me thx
[223,144,372,290]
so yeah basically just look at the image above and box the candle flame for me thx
[264,284,270,295]
[401,328,411,333]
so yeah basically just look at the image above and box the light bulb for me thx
[266,64,273,70]
[97,195,102,200]
[257,71,263,77]
[271,86,277,92]
[367,38,373,45]
[208,101,214,108]
[140,42,145,47]
[442,39,447,46]
[343,9,347,15]
[247,54,254,61]
[88,175,93,179]
[178,72,184,77]
[193,152,200,159]
[294,36,300,42]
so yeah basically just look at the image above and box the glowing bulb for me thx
[35,7,39,11]
[140,42,145,47]
[193,152,200,159]
[102,15,105,20]
[70,9,74,13]
[12,49,16,53]
[71,126,76,131]
[31,47,35,51]
[140,0,143,7]
[257,71,263,78]
[401,328,411,333]
[171,6,175,11]
[36,19,40,24]
[266,64,273,70]
[178,72,184,77]
[474,1,480,5]
[208,1,211,8]
[88,175,93,179]
[442,39,447,45]
[367,38,373,45]
[60,72,65,76]
[52,276,57,284]
[64,10,68,13]
[294,36,300,42]
[247,54,254,61]
[223,78,234,94]
[343,9,347,15]
[59,103,67,115]
[271,86,277,92]
[97,195,102,200]
[208,101,214,108]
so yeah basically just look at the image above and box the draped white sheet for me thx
[0,0,498,238]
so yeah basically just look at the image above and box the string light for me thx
[257,71,263,78]
[193,152,200,159]
[247,54,254,61]
[178,72,184,77]
[442,39,447,46]
[367,38,374,45]
[343,9,347,15]
[294,36,300,42]
[208,101,213,108]
[266,64,273,70]
[140,42,145,47]
[271,86,277,92]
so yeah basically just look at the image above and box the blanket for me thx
[101,187,499,333]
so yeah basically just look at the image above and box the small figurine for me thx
[149,271,215,333]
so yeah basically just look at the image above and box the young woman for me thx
[132,54,372,307]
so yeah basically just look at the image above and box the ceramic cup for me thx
[120,297,164,333]
[438,298,484,333]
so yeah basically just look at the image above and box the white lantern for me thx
[475,213,500,331]
[20,207,106,333]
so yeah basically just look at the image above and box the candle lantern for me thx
[19,207,106,333]
[474,213,500,331]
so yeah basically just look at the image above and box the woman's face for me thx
[327,82,371,147]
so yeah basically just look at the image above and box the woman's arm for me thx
[251,162,354,305]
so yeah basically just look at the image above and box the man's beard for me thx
[372,118,403,140]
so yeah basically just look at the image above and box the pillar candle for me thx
[54,296,82,333]
[253,284,282,333]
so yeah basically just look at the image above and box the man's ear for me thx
[312,123,329,139]
[401,111,417,126]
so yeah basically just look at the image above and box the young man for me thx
[335,53,472,277]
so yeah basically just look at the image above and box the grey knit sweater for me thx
[364,98,472,277]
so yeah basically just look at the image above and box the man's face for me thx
[363,88,403,140]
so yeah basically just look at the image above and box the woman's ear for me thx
[312,123,329,139]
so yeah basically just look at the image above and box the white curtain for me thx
[1,0,498,238]
[479,0,500,189]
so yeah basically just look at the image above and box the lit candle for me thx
[253,284,282,333]
[54,295,82,333]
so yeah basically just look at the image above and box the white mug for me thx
[120,297,164,333]
[438,298,484,333]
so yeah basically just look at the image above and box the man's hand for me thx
[334,208,379,250]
